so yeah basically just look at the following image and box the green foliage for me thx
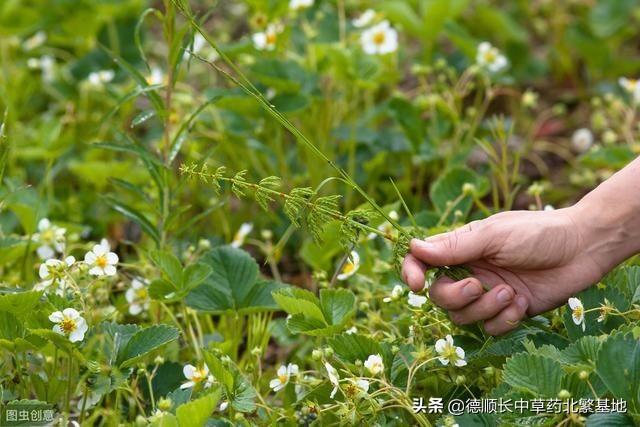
[149,250,212,302]
[186,246,287,314]
[176,389,222,427]
[203,351,257,412]
[272,287,355,336]
[3,0,640,425]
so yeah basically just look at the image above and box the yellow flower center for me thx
[344,383,359,397]
[96,255,108,268]
[266,32,277,45]
[41,229,55,242]
[278,374,288,384]
[483,50,497,63]
[192,368,207,383]
[136,288,148,300]
[442,345,458,361]
[572,306,583,319]
[60,318,77,334]
[373,31,386,45]
[341,262,355,275]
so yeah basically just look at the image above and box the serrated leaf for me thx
[27,329,87,362]
[503,353,563,397]
[148,279,179,301]
[119,325,180,368]
[203,351,256,413]
[273,288,356,336]
[182,263,212,291]
[595,333,640,412]
[0,291,42,316]
[176,389,221,427]
[271,288,326,323]
[0,311,24,340]
[186,247,287,314]
[328,334,382,363]
[319,289,355,327]
[150,251,183,286]
[585,413,635,427]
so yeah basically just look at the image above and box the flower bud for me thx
[312,349,323,360]
[198,239,211,250]
[579,370,589,380]
[461,182,476,196]
[323,347,334,358]
[558,389,571,399]
[158,397,172,411]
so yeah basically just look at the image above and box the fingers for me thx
[409,221,489,266]
[483,296,529,336]
[401,254,427,292]
[428,277,484,310]
[448,284,515,325]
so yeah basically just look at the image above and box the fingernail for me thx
[497,288,513,303]
[516,295,528,310]
[462,281,482,298]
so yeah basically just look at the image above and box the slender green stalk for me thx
[171,1,404,234]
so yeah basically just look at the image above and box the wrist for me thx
[569,187,640,273]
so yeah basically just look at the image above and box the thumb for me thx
[410,222,488,266]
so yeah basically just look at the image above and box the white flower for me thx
[289,0,313,11]
[269,363,299,392]
[253,25,281,51]
[345,326,357,334]
[181,364,213,389]
[353,9,376,28]
[231,222,253,247]
[435,335,467,367]
[368,210,399,240]
[125,278,150,315]
[219,401,229,412]
[522,89,538,109]
[337,251,360,281]
[360,21,398,55]
[37,256,75,293]
[49,308,88,343]
[543,204,555,211]
[363,354,384,376]
[192,33,207,53]
[352,378,369,393]
[325,362,340,398]
[571,128,594,153]
[146,67,164,85]
[33,218,66,260]
[23,31,46,50]
[84,238,118,276]
[408,291,427,308]
[184,33,219,62]
[383,284,404,302]
[88,70,114,86]
[619,77,640,103]
[568,297,585,331]
[476,42,508,73]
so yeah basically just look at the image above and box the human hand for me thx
[402,207,608,335]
